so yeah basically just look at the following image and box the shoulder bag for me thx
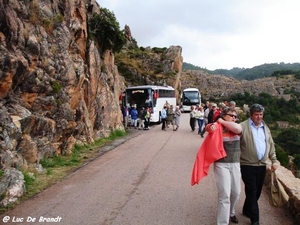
[269,171,289,207]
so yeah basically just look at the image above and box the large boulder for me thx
[0,168,25,207]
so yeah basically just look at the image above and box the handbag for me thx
[269,171,289,207]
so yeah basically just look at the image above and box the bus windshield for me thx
[181,88,201,112]
[126,88,154,108]
[183,92,200,103]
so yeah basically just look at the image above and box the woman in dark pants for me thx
[189,105,196,131]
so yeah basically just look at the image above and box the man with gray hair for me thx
[229,101,236,108]
[229,101,240,122]
[240,103,279,225]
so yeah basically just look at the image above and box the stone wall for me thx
[265,165,300,223]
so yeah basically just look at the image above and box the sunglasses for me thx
[226,114,237,119]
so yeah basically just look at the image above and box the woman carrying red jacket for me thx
[206,107,242,225]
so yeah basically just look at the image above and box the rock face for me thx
[0,0,126,170]
[0,168,25,207]
[124,25,132,42]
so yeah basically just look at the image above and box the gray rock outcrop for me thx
[0,168,25,207]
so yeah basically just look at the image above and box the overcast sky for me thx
[96,0,300,70]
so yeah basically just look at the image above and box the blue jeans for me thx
[197,119,204,134]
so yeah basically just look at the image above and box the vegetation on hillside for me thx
[232,63,300,80]
[183,62,300,80]
[88,7,177,87]
[115,46,177,86]
[275,128,300,174]
[271,69,300,79]
[183,62,207,71]
[89,8,126,53]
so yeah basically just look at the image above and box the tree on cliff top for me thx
[89,8,126,53]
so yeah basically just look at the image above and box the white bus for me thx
[123,85,176,123]
[181,88,201,112]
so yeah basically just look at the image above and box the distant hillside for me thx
[180,70,300,101]
[231,63,300,80]
[183,62,300,80]
[182,62,207,71]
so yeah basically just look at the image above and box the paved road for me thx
[1,114,295,225]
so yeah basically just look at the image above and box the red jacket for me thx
[191,123,227,186]
[213,109,221,122]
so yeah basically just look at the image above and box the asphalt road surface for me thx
[1,113,296,225]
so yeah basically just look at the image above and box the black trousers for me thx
[161,118,167,130]
[144,118,150,129]
[190,117,196,131]
[241,165,266,223]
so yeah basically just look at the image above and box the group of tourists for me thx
[191,102,279,225]
[160,102,181,131]
[121,104,151,130]
[188,100,238,138]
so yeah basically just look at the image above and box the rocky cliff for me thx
[0,0,128,172]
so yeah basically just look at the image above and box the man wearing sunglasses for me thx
[240,104,279,225]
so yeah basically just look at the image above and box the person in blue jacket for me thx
[161,106,167,131]
[130,105,138,128]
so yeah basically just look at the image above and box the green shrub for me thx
[56,99,62,106]
[160,53,167,61]
[152,47,167,54]
[40,130,127,169]
[22,171,36,188]
[293,154,300,170]
[165,71,177,77]
[43,18,51,26]
[89,9,126,53]
[51,81,62,93]
[54,14,64,23]
[275,144,289,167]
[275,128,300,155]
[108,129,126,140]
